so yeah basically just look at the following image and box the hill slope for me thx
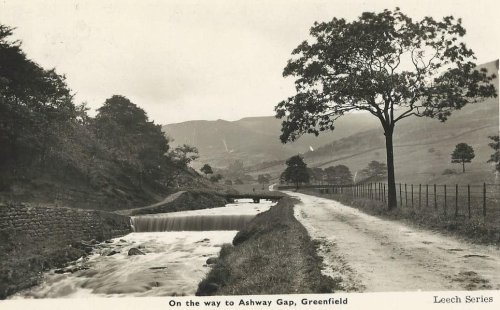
[163,112,380,169]
[164,60,499,185]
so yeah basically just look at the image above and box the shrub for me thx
[442,168,457,175]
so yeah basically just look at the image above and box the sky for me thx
[0,0,498,125]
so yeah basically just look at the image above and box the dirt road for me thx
[288,191,500,292]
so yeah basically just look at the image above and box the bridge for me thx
[224,193,285,203]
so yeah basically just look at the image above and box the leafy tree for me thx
[0,23,205,208]
[94,95,170,184]
[451,143,475,172]
[282,155,310,190]
[257,173,271,189]
[360,161,387,181]
[210,174,223,183]
[200,164,214,176]
[487,135,499,172]
[0,24,77,170]
[226,160,245,180]
[275,8,497,209]
[324,165,353,185]
[162,144,199,186]
[308,167,325,184]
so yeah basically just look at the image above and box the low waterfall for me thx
[131,214,256,232]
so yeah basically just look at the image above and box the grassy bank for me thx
[117,190,228,216]
[300,189,500,245]
[196,197,340,295]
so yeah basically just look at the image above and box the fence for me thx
[280,183,500,224]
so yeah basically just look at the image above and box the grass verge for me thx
[196,197,340,295]
[300,189,500,245]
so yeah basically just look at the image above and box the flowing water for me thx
[131,202,271,232]
[11,200,273,299]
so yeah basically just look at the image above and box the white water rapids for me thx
[10,200,272,299]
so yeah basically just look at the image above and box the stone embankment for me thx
[0,189,232,299]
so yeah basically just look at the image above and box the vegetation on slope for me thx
[196,197,340,295]
[0,24,203,210]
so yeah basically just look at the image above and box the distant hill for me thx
[163,60,499,185]
[163,112,380,169]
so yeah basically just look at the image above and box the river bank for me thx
[0,189,231,299]
[196,197,341,295]
[4,198,273,298]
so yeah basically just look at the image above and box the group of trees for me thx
[308,160,387,185]
[281,156,388,189]
[275,8,497,209]
[308,165,353,185]
[0,24,197,198]
[200,163,223,183]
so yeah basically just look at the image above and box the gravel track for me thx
[289,191,500,292]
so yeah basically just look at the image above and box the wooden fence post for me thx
[426,184,429,209]
[483,183,487,218]
[399,183,402,207]
[468,184,471,219]
[419,184,421,209]
[434,184,437,210]
[444,185,447,215]
[455,184,458,218]
[383,184,386,203]
[411,184,414,208]
[405,184,408,207]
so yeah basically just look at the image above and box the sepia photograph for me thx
[0,0,499,308]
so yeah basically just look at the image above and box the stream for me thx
[10,200,272,298]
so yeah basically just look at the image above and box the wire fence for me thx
[279,182,500,225]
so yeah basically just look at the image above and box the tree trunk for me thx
[462,161,465,173]
[385,128,397,210]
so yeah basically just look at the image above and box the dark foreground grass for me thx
[0,228,86,299]
[196,197,340,295]
[301,189,500,245]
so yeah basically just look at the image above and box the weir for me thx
[131,214,256,232]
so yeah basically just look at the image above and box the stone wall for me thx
[0,203,132,299]
[0,203,131,246]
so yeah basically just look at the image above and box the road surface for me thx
[288,191,500,292]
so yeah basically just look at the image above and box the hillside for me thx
[0,25,211,211]
[164,60,499,185]
[249,61,499,185]
[163,111,380,169]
